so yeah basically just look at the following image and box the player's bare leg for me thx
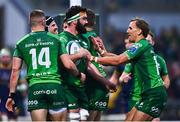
[49,108,67,121]
[132,109,153,121]
[152,117,160,122]
[94,111,102,121]
[125,107,137,121]
[30,109,48,121]
[88,110,102,121]
[87,110,96,120]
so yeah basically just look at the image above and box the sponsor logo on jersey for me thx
[66,41,81,65]
[138,102,144,108]
[66,41,81,55]
[95,101,107,107]
[32,72,51,77]
[25,41,54,48]
[128,43,142,54]
[68,103,76,107]
[53,101,65,106]
[151,106,160,114]
[28,100,38,106]
[33,89,57,95]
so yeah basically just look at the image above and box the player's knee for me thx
[69,112,80,121]
[80,108,89,120]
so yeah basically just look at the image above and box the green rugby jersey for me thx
[78,30,106,77]
[124,54,168,101]
[124,63,141,101]
[58,31,87,87]
[14,31,65,87]
[125,39,164,93]
[156,54,168,76]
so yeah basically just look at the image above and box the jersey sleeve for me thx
[59,36,68,55]
[13,44,23,59]
[158,55,168,76]
[123,63,132,73]
[125,41,148,60]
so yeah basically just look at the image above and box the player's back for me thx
[14,31,63,86]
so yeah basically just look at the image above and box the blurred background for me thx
[0,0,180,121]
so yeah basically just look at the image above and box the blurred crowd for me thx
[0,48,28,121]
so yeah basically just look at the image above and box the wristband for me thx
[94,57,98,62]
[90,56,94,61]
[8,92,16,100]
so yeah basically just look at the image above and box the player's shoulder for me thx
[138,39,150,46]
[83,30,97,39]
[156,54,166,63]
[16,33,31,45]
[58,31,69,42]
[46,32,59,39]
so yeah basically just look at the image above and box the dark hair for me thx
[45,16,54,31]
[149,31,154,38]
[148,31,156,43]
[64,6,87,25]
[30,9,45,27]
[131,18,150,37]
[86,9,96,27]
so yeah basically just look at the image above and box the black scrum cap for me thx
[45,16,54,31]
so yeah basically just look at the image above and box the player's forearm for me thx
[91,53,128,66]
[109,77,119,85]
[87,67,108,86]
[100,51,117,57]
[61,54,81,77]
[69,53,82,62]
[109,70,121,85]
[69,63,81,77]
[87,67,116,91]
[9,69,20,93]
[9,57,22,93]
[88,63,102,76]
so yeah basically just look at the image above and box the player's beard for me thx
[53,28,58,34]
[76,20,87,34]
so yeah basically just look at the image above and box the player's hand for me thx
[80,72,86,84]
[107,82,117,93]
[79,48,91,59]
[90,36,100,50]
[96,36,106,51]
[90,36,106,51]
[120,73,131,83]
[6,98,15,112]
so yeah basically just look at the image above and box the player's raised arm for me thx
[90,52,129,66]
[60,54,86,82]
[87,63,117,92]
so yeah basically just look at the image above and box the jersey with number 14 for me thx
[14,31,64,87]
[125,39,164,93]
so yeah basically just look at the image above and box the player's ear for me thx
[138,30,142,36]
[72,20,78,26]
